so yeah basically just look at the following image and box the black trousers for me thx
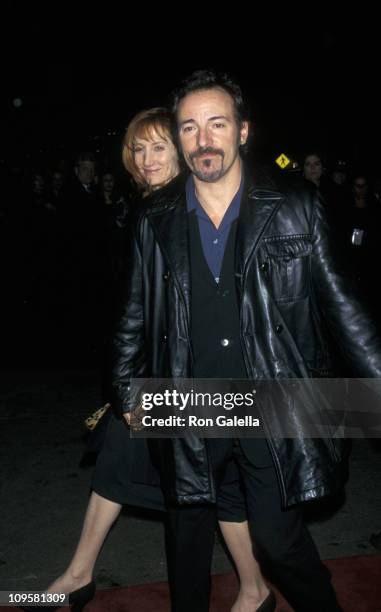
[166,439,341,612]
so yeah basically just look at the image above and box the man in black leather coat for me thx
[111,71,381,612]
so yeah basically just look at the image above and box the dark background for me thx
[2,9,380,371]
[1,9,380,173]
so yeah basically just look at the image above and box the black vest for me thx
[189,212,272,466]
[189,212,247,379]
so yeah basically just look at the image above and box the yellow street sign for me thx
[275,153,291,169]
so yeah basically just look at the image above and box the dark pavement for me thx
[1,369,381,593]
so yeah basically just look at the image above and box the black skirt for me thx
[92,414,165,511]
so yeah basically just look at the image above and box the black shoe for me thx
[256,588,276,612]
[69,580,96,611]
[19,580,96,612]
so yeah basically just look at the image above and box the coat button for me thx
[260,262,268,272]
[221,338,230,347]
[162,334,168,342]
[163,271,170,281]
[275,324,283,334]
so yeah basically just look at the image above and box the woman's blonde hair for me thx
[122,107,174,189]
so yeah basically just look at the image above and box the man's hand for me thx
[123,404,145,431]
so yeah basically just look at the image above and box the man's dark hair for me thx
[171,69,249,126]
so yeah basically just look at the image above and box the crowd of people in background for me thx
[301,152,381,312]
[1,151,132,369]
[1,144,381,371]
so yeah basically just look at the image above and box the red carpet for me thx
[9,554,381,611]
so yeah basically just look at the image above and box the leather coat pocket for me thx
[262,235,312,302]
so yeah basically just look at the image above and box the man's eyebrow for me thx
[179,118,196,128]
[209,115,230,122]
[179,115,230,128]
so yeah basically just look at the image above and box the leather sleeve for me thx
[110,225,147,413]
[311,193,381,377]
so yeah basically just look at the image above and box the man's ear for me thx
[74,166,79,178]
[240,121,250,146]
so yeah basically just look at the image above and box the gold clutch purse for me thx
[84,403,111,431]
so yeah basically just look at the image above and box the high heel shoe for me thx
[19,580,96,612]
[256,588,276,612]
[68,580,96,611]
